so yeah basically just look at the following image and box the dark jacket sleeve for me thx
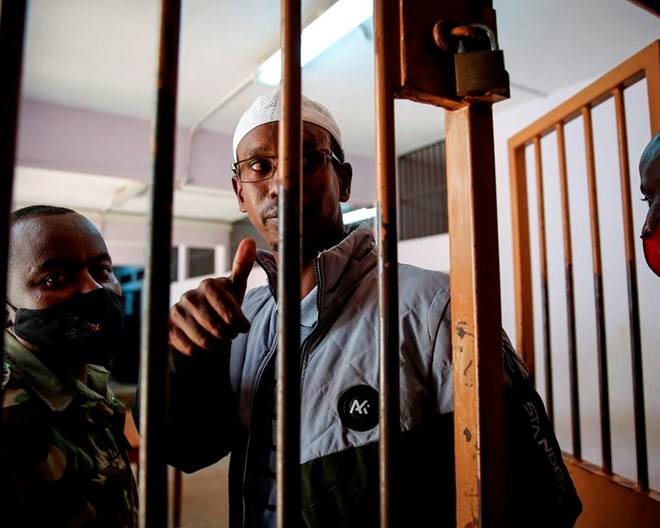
[501,335,583,527]
[133,344,238,473]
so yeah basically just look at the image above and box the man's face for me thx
[232,121,352,259]
[6,213,122,322]
[640,137,660,276]
[640,142,660,239]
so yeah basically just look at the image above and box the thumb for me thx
[231,238,257,303]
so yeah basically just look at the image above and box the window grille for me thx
[187,247,215,278]
[397,140,448,240]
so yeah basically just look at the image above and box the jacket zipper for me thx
[241,329,278,527]
[240,254,324,527]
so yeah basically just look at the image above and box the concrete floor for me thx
[173,458,229,528]
[130,452,230,528]
[111,379,230,528]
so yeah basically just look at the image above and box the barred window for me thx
[170,248,178,282]
[397,140,448,240]
[170,246,217,281]
[188,247,215,278]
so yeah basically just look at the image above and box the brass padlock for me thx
[454,24,510,103]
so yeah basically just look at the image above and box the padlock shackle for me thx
[470,23,498,50]
[452,22,499,51]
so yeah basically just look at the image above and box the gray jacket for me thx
[162,223,581,527]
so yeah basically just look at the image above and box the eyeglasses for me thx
[232,148,342,183]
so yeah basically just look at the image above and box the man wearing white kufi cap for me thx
[158,89,582,527]
[232,89,343,161]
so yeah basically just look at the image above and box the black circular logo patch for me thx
[338,385,379,431]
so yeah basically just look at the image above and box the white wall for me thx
[398,234,450,273]
[396,77,660,489]
[495,79,659,490]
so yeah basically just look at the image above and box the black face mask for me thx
[9,288,124,369]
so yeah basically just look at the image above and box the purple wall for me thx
[17,99,377,202]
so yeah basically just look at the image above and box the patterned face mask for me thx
[9,288,124,368]
[642,224,660,278]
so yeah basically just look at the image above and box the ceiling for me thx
[11,0,660,222]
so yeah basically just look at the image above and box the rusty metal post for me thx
[138,0,181,526]
[647,42,660,133]
[397,1,508,525]
[373,0,401,526]
[277,0,303,526]
[446,105,505,527]
[532,137,553,421]
[555,122,581,460]
[582,107,612,472]
[508,139,535,379]
[613,87,648,490]
[0,0,28,434]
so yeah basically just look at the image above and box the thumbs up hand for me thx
[169,238,257,355]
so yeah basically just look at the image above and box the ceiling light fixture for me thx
[256,0,373,86]
[342,206,376,225]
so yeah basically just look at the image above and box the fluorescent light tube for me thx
[257,0,372,86]
[342,206,376,225]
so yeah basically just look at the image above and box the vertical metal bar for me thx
[581,106,612,472]
[417,147,423,236]
[0,0,28,432]
[277,0,302,526]
[508,141,535,376]
[426,147,430,236]
[400,154,408,239]
[645,42,660,134]
[613,87,648,490]
[440,141,448,234]
[416,149,420,236]
[172,469,183,527]
[428,144,435,234]
[428,144,434,233]
[138,1,181,526]
[420,147,425,235]
[373,0,399,526]
[411,144,426,238]
[533,137,553,422]
[412,149,419,238]
[446,106,505,526]
[429,144,435,233]
[405,156,411,238]
[555,122,581,459]
[400,157,406,238]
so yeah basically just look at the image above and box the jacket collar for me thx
[3,330,110,412]
[255,222,377,318]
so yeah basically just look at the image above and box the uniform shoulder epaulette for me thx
[1,361,31,408]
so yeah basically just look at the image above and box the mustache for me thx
[260,204,316,224]
[261,206,279,224]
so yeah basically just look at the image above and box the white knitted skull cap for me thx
[232,88,342,161]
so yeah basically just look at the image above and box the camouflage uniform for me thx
[1,331,139,527]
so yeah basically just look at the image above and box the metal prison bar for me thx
[554,121,582,461]
[508,39,660,492]
[277,1,509,526]
[0,0,509,526]
[373,1,400,525]
[276,1,303,525]
[138,1,182,526]
[0,0,28,448]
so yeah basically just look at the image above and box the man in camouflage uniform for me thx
[2,205,138,527]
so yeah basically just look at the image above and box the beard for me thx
[260,205,279,252]
[259,203,344,261]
